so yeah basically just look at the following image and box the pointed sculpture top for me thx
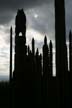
[69,30,72,42]
[15,9,26,36]
[49,40,52,47]
[44,36,47,45]
[10,26,13,35]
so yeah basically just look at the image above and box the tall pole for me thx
[55,0,66,76]
[69,31,72,73]
[10,26,13,82]
[49,40,53,76]
[55,0,66,107]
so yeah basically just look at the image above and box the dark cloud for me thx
[0,0,51,10]
[0,0,52,24]
[0,0,72,41]
[65,0,72,40]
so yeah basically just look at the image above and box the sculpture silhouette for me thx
[8,5,71,107]
[4,0,70,107]
[0,0,71,107]
[15,9,26,40]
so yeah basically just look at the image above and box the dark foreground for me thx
[0,81,70,108]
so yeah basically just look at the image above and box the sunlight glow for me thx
[34,14,38,18]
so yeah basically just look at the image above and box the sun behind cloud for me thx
[34,13,38,18]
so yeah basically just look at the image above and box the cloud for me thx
[26,2,55,41]
[65,0,72,40]
[0,0,52,10]
[0,0,53,24]
[0,0,71,41]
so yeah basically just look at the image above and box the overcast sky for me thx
[0,0,72,80]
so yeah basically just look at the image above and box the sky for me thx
[0,0,72,80]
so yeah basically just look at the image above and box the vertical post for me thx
[10,26,13,83]
[55,0,66,77]
[32,38,35,56]
[49,40,53,76]
[69,31,72,73]
[55,0,66,107]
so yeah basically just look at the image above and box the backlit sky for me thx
[0,0,72,80]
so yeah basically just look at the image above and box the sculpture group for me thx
[9,0,71,107]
